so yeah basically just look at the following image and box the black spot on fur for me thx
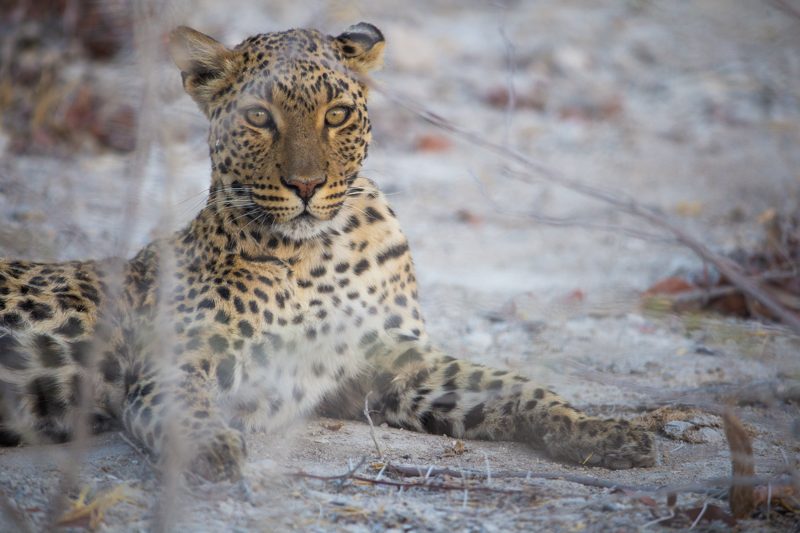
[394,347,423,367]
[197,298,215,310]
[444,362,460,379]
[419,411,452,436]
[467,370,483,391]
[209,334,229,353]
[19,299,53,321]
[376,242,409,264]
[364,207,384,223]
[100,354,121,382]
[383,314,402,330]
[292,386,305,402]
[0,312,23,329]
[342,215,360,233]
[55,317,84,338]
[464,403,485,431]
[0,334,28,369]
[69,341,92,366]
[359,330,378,348]
[431,392,459,413]
[238,320,254,338]
[353,259,370,275]
[29,376,67,417]
[35,335,66,367]
[216,356,236,390]
[487,380,503,390]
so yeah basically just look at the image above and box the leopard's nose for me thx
[281,176,326,201]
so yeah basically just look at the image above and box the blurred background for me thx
[1,0,800,530]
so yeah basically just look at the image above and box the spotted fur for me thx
[0,24,655,480]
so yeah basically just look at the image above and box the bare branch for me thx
[380,462,794,497]
[769,0,800,20]
[366,78,800,335]
[291,463,525,496]
[291,457,368,482]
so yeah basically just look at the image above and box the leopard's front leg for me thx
[351,341,655,469]
[119,351,246,481]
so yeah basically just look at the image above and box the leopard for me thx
[0,22,656,481]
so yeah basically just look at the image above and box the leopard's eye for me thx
[244,106,273,128]
[325,106,352,127]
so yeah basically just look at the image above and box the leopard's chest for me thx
[212,263,392,430]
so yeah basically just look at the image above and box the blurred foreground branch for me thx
[770,0,800,20]
[367,79,800,336]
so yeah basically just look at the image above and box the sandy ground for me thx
[2,0,800,530]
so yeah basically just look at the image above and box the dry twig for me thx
[291,457,368,483]
[382,462,795,499]
[291,463,525,496]
[362,392,384,460]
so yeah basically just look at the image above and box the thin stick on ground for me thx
[344,474,526,495]
[290,459,794,501]
[381,462,793,497]
[290,457,368,482]
[363,392,384,460]
[291,465,527,496]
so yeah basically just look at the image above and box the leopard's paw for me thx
[547,418,656,470]
[188,428,247,482]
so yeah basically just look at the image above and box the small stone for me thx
[696,427,724,443]
[663,420,692,439]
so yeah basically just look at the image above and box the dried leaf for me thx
[484,85,547,111]
[322,421,344,431]
[58,485,131,530]
[443,439,467,457]
[661,504,736,528]
[674,201,704,217]
[753,484,800,513]
[643,277,695,297]
[415,134,451,152]
[684,504,736,526]
[455,209,483,226]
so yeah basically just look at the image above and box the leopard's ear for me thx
[169,26,238,115]
[334,22,385,74]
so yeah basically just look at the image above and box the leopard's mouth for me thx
[217,180,346,238]
[295,210,317,221]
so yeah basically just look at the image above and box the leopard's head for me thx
[169,23,385,239]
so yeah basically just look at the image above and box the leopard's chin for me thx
[272,209,342,241]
